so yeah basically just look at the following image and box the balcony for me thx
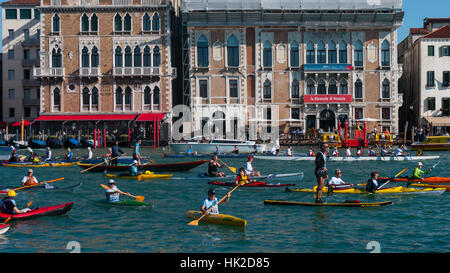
[23,98,40,106]
[113,67,160,77]
[33,67,64,78]
[303,64,353,72]
[22,59,40,67]
[79,67,100,77]
[22,79,40,87]
[22,38,39,47]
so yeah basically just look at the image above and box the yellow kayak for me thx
[287,186,446,195]
[185,210,247,227]
[2,162,77,167]
[105,172,172,180]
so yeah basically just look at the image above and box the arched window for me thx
[81,14,89,32]
[153,86,160,105]
[317,79,326,94]
[143,46,151,67]
[125,87,132,107]
[354,40,363,66]
[328,41,337,64]
[291,79,300,98]
[115,46,123,67]
[134,46,142,67]
[52,48,62,67]
[197,35,209,67]
[53,88,61,111]
[339,41,348,63]
[124,46,132,67]
[53,14,60,32]
[306,41,315,64]
[306,79,315,95]
[152,12,160,31]
[382,79,390,98]
[81,47,89,67]
[340,79,348,94]
[328,79,337,94]
[153,46,160,66]
[355,79,363,98]
[263,41,272,67]
[114,14,122,32]
[290,41,299,67]
[381,40,390,66]
[91,46,99,67]
[92,87,99,109]
[82,87,90,107]
[144,86,151,105]
[317,41,326,64]
[143,13,151,31]
[124,13,131,32]
[91,14,98,32]
[263,79,271,99]
[227,35,239,67]
[115,87,123,106]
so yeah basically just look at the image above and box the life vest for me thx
[24,176,38,186]
[237,174,249,184]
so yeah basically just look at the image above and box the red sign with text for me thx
[304,95,352,104]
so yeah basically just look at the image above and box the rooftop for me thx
[422,25,450,39]
[1,0,40,6]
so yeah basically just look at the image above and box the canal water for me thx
[0,147,448,253]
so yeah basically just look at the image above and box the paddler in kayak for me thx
[235,167,255,185]
[104,180,120,203]
[22,169,39,187]
[130,160,142,176]
[327,169,354,189]
[412,162,432,182]
[245,155,261,176]
[208,155,226,177]
[0,190,31,214]
[201,188,230,215]
[365,171,380,193]
[315,143,328,203]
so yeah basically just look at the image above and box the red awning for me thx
[136,113,165,122]
[10,120,31,127]
[35,114,138,121]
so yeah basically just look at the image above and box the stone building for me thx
[181,0,404,141]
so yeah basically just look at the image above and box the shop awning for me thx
[35,114,138,121]
[425,116,450,126]
[10,120,31,127]
[136,113,165,122]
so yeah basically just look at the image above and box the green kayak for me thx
[95,199,151,207]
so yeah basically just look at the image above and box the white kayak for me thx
[254,155,440,161]
[171,172,304,181]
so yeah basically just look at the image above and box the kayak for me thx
[164,153,307,158]
[380,176,450,184]
[172,172,304,181]
[77,160,208,172]
[0,190,8,197]
[0,224,10,234]
[105,173,173,180]
[254,155,440,161]
[0,202,73,220]
[95,199,151,207]
[185,210,247,227]
[2,162,77,167]
[208,181,295,188]
[264,200,394,207]
[2,182,82,193]
[287,186,446,195]
[409,184,450,192]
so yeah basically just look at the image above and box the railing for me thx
[79,67,100,77]
[141,0,160,5]
[33,67,65,77]
[22,38,39,47]
[113,67,160,76]
[113,0,132,5]
[51,0,61,5]
[80,0,99,5]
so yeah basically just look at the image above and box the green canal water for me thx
[0,147,448,253]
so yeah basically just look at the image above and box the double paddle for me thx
[377,167,408,190]
[10,178,64,191]
[100,184,145,202]
[216,158,236,174]
[80,154,125,173]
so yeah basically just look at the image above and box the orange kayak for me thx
[409,184,450,192]
[380,177,450,184]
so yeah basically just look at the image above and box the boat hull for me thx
[169,143,265,154]
[264,200,393,207]
[77,160,208,172]
[185,210,246,227]
[254,155,440,161]
[287,186,446,195]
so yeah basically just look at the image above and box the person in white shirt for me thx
[345,147,352,157]
[87,147,93,160]
[332,146,339,156]
[286,146,293,157]
[328,169,354,189]
[356,147,362,156]
[245,156,261,176]
[44,147,52,162]
[394,146,408,156]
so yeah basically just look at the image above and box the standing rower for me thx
[315,143,328,203]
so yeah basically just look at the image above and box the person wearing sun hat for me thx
[129,160,142,176]
[104,180,120,203]
[200,188,230,215]
[0,190,31,214]
[22,169,39,187]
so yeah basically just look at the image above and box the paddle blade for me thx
[3,217,11,224]
[135,196,145,202]
[188,220,199,226]
[138,175,142,181]
[26,201,33,208]
[228,166,237,174]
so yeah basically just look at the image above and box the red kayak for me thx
[208,181,295,188]
[0,224,10,234]
[0,202,73,220]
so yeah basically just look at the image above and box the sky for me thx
[0,0,449,49]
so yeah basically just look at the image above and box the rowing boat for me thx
[287,186,446,195]
[409,184,450,192]
[208,181,295,188]
[185,210,247,227]
[264,200,394,207]
[172,172,304,181]
[380,176,450,184]
[254,155,440,161]
[105,173,173,180]
[77,160,208,172]
[95,199,151,207]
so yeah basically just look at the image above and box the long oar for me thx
[80,155,122,173]
[377,167,408,190]
[188,182,243,226]
[10,178,64,191]
[217,158,236,174]
[100,184,145,202]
